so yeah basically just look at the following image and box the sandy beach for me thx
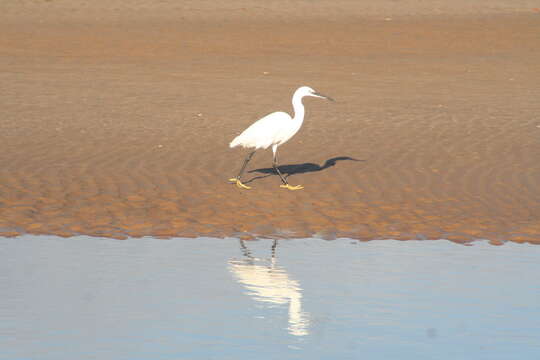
[1,1,539,243]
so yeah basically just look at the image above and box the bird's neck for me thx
[291,94,305,123]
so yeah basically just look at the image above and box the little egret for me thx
[229,86,333,190]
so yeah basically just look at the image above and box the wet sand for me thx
[1,1,539,243]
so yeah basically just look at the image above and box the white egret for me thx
[229,86,333,190]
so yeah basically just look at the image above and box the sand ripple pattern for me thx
[1,12,539,243]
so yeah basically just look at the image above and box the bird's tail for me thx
[229,135,241,148]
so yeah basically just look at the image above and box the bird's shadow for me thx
[245,156,363,184]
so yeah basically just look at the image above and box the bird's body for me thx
[229,86,333,190]
[230,111,297,150]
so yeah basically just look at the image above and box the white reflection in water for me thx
[228,240,309,336]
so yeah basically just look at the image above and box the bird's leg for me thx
[273,152,303,190]
[272,154,288,185]
[229,150,256,189]
[237,151,256,179]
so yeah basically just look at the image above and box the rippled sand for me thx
[1,1,539,243]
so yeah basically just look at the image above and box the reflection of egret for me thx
[229,240,310,336]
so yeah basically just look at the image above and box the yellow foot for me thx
[229,178,251,189]
[280,184,304,191]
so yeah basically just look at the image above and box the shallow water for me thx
[0,236,539,359]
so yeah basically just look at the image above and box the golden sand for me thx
[1,2,539,243]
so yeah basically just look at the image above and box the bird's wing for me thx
[230,111,291,149]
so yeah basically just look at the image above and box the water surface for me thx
[1,236,539,359]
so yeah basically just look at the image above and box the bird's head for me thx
[297,86,334,102]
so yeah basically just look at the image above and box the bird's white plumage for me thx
[230,86,330,154]
[230,111,296,150]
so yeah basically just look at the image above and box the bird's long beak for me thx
[313,92,335,102]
